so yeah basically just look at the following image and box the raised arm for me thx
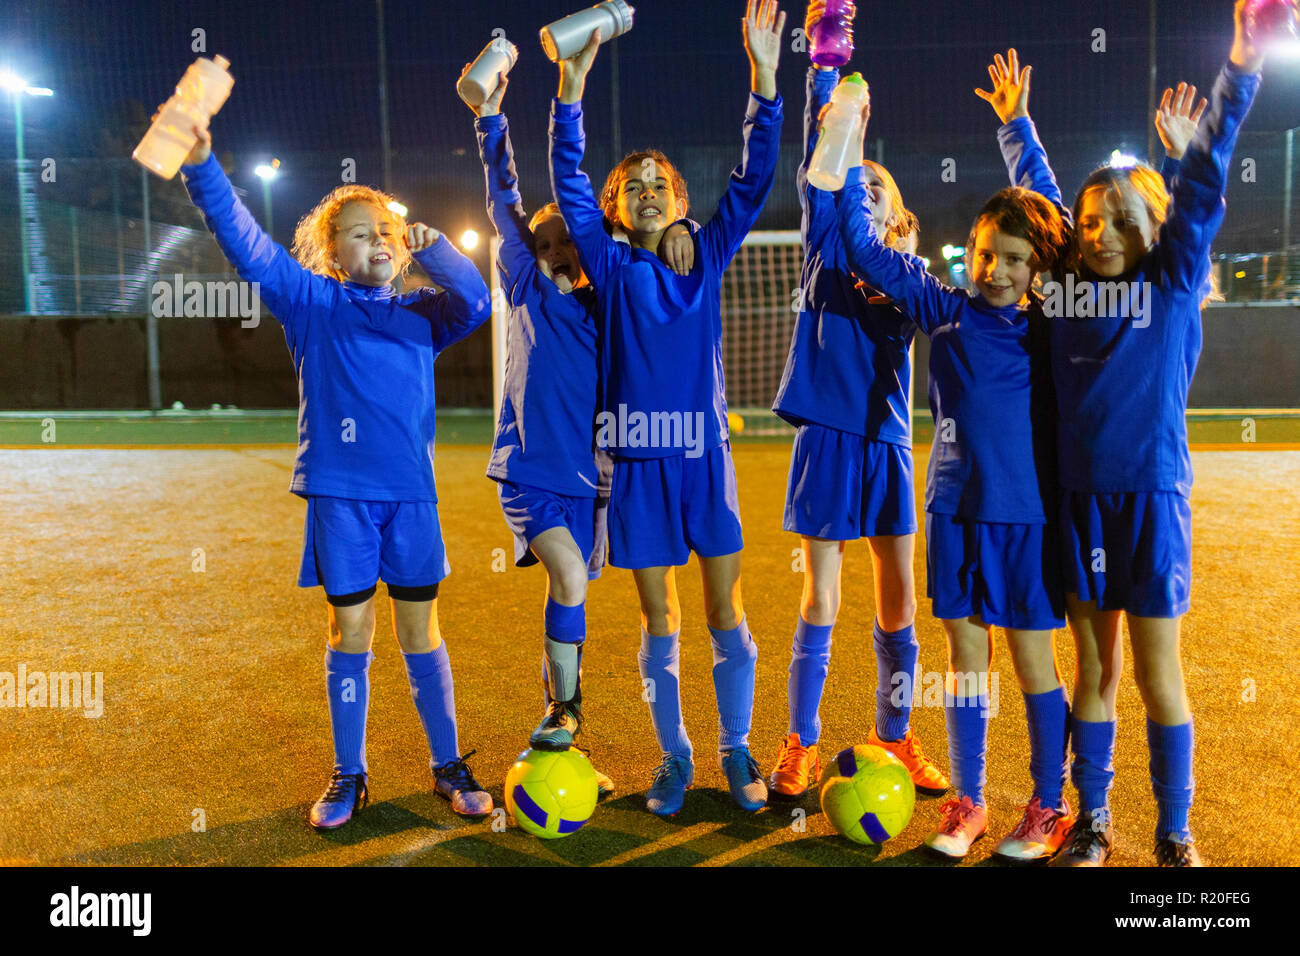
[408,231,492,351]
[696,0,786,269]
[978,48,1069,218]
[549,31,623,289]
[835,165,960,336]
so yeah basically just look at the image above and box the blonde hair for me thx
[291,184,412,282]
[863,160,919,252]
[528,202,563,234]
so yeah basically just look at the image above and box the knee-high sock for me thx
[402,643,460,768]
[1024,686,1070,809]
[788,616,833,745]
[325,646,371,776]
[874,620,919,742]
[543,598,585,705]
[1148,717,1194,842]
[1071,716,1116,814]
[944,690,989,806]
[710,618,757,752]
[637,630,692,760]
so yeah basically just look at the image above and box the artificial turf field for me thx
[1,414,1297,868]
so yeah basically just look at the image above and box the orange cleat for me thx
[768,732,821,799]
[868,728,951,796]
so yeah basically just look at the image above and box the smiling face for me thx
[1075,183,1157,278]
[970,220,1036,308]
[331,202,401,286]
[614,165,684,240]
[532,212,586,293]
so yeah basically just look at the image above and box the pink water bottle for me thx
[1246,0,1299,43]
[809,0,856,68]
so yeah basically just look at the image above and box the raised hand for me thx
[974,48,1032,125]
[658,222,696,275]
[184,121,212,166]
[557,28,602,103]
[1155,82,1208,160]
[459,64,509,117]
[406,223,442,253]
[744,0,786,99]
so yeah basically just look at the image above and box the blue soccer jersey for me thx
[477,112,605,499]
[836,165,1057,524]
[773,66,915,445]
[997,63,1260,496]
[549,93,783,460]
[181,154,491,501]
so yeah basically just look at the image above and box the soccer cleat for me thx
[994,796,1074,862]
[720,746,768,812]
[309,771,368,831]
[868,727,950,796]
[1155,836,1203,867]
[530,699,582,751]
[769,732,821,799]
[1051,808,1114,867]
[924,795,988,858]
[433,750,493,818]
[646,754,694,817]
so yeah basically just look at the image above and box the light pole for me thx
[1,72,54,313]
[254,158,280,237]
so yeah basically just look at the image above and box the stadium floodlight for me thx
[951,263,966,274]
[1109,150,1140,169]
[386,200,408,218]
[0,71,25,93]
[255,158,280,235]
[25,86,52,96]
[254,160,279,180]
[942,244,965,261]
[461,229,480,251]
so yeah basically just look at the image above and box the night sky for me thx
[2,0,1296,250]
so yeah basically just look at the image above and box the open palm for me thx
[975,48,1031,124]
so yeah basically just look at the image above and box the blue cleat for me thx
[646,754,694,817]
[433,751,494,818]
[309,771,368,830]
[720,747,768,812]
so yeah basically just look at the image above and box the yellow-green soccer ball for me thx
[504,748,598,839]
[819,744,916,845]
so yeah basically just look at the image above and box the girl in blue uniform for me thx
[463,64,691,760]
[834,89,1076,861]
[549,0,786,816]
[177,111,493,830]
[985,0,1278,867]
[769,0,949,802]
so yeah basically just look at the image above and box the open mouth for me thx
[639,206,662,220]
[370,252,392,264]
[551,262,574,280]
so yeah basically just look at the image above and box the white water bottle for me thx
[133,55,234,179]
[458,36,519,107]
[540,0,635,62]
[807,73,869,192]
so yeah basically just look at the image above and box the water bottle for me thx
[133,55,234,179]
[458,37,519,108]
[809,0,856,68]
[807,73,869,192]
[1246,0,1299,43]
[540,0,635,62]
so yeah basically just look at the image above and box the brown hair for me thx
[967,186,1070,276]
[598,150,689,223]
[863,160,920,252]
[291,184,412,282]
[528,201,563,234]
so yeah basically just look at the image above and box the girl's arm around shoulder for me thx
[410,234,492,350]
[835,165,959,337]
[181,154,326,340]
[549,99,625,290]
[476,112,536,302]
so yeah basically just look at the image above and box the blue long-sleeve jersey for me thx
[773,66,915,445]
[836,165,1057,524]
[549,93,783,459]
[998,62,1259,496]
[181,153,491,501]
[477,113,605,498]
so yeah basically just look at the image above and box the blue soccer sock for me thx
[324,646,372,776]
[788,616,833,746]
[710,618,758,752]
[1148,717,1194,842]
[1071,716,1116,814]
[542,597,586,704]
[874,620,919,743]
[944,689,989,806]
[1023,686,1070,810]
[637,630,692,761]
[401,642,460,769]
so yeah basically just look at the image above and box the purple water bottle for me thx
[809,0,856,68]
